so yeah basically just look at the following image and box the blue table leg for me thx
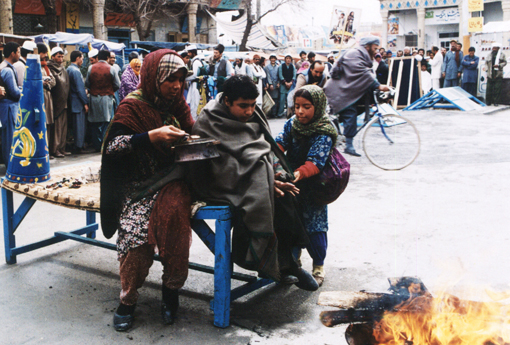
[2,188,16,264]
[86,211,96,239]
[213,217,232,328]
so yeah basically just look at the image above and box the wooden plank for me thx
[318,291,389,308]
[393,59,404,108]
[407,57,415,107]
[387,58,394,87]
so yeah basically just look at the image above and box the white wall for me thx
[424,23,459,48]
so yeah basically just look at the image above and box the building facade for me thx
[11,0,219,46]
[379,0,510,51]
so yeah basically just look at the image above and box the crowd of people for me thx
[0,41,140,168]
[0,35,507,333]
[372,39,507,105]
[182,44,334,120]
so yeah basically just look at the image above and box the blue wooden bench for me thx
[2,185,274,328]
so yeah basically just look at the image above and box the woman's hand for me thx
[292,170,301,183]
[274,179,300,197]
[148,125,187,146]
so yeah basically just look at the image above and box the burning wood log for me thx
[319,277,430,327]
[320,277,510,345]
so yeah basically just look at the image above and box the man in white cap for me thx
[88,49,99,66]
[485,42,507,106]
[13,40,37,87]
[48,46,71,157]
[324,35,389,157]
[326,53,335,73]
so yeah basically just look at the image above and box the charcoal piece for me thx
[345,323,377,345]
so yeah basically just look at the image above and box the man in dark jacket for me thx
[460,47,479,97]
[324,36,389,157]
[67,50,92,154]
[375,54,389,84]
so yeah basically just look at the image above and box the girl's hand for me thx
[274,180,299,197]
[148,125,187,145]
[292,170,301,183]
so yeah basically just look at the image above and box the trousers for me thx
[339,103,359,139]
[72,110,86,149]
[486,77,502,105]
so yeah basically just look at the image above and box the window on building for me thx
[405,34,418,47]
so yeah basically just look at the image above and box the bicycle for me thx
[334,87,421,171]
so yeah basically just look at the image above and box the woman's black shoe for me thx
[162,286,179,325]
[113,303,136,332]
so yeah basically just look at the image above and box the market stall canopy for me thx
[0,33,34,46]
[32,32,125,53]
[207,10,280,50]
[130,41,215,51]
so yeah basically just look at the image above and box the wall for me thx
[483,1,503,23]
[424,23,458,48]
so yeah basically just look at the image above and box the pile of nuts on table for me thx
[46,177,87,190]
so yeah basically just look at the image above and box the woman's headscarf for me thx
[298,61,310,73]
[291,84,337,148]
[113,49,193,135]
[129,58,141,76]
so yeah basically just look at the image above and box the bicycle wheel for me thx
[362,114,420,170]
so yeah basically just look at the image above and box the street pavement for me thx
[1,106,509,345]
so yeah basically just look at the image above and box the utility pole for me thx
[256,0,261,21]
[0,0,14,34]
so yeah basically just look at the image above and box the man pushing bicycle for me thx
[324,36,390,157]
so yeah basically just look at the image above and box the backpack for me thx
[307,148,350,205]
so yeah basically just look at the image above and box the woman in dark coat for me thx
[101,49,194,331]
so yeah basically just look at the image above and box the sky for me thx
[259,0,383,28]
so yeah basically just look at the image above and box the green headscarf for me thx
[291,84,337,148]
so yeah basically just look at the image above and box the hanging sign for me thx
[66,2,79,33]
[468,17,483,32]
[468,0,484,12]
[425,7,460,25]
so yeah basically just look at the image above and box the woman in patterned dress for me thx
[100,50,194,331]
[275,85,337,287]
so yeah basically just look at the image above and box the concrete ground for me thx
[1,106,510,345]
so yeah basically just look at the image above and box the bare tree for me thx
[0,0,14,34]
[117,0,185,41]
[239,0,304,51]
[92,0,106,40]
[40,0,58,33]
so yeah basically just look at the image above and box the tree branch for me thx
[254,0,301,25]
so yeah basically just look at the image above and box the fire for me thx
[373,290,510,345]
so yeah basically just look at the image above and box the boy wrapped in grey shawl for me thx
[191,93,308,281]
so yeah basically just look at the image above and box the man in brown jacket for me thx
[48,46,70,158]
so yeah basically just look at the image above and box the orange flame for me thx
[373,290,510,345]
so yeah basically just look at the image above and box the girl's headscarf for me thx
[298,61,310,73]
[129,58,141,76]
[291,84,337,148]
